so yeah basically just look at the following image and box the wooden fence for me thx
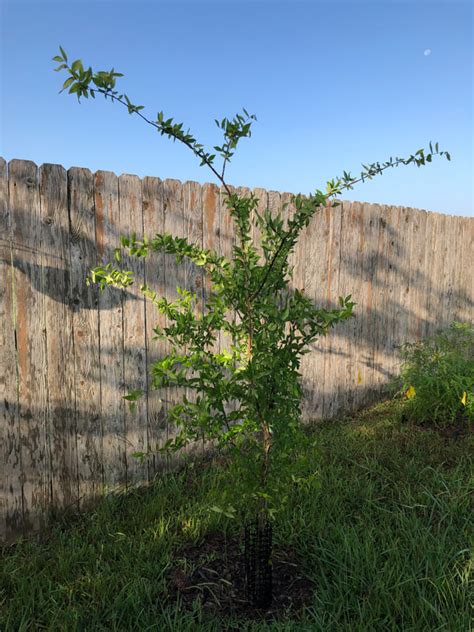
[1,157,472,542]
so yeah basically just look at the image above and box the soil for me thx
[403,411,473,442]
[435,422,472,441]
[165,530,315,625]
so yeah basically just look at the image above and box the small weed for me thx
[395,321,474,427]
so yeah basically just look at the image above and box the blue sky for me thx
[1,0,472,216]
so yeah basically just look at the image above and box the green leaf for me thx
[123,389,144,402]
[62,77,74,90]
[71,59,83,74]
[209,505,236,519]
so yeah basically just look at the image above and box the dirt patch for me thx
[165,530,314,624]
[402,412,473,442]
[436,423,472,441]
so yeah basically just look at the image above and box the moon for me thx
[424,49,432,56]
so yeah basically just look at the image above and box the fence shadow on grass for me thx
[1,378,388,542]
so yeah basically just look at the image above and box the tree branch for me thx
[91,88,233,197]
[251,146,450,300]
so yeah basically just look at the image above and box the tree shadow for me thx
[2,160,471,543]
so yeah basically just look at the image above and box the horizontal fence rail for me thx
[1,157,472,542]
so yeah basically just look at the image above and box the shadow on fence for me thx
[1,157,472,542]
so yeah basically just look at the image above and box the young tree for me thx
[53,48,450,607]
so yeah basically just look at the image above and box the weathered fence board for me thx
[339,202,356,412]
[162,179,185,466]
[302,204,330,418]
[252,187,266,260]
[1,157,472,542]
[202,182,219,348]
[338,201,359,413]
[119,174,148,485]
[39,164,78,512]
[142,175,166,475]
[183,180,203,459]
[374,204,398,387]
[68,166,103,506]
[9,160,50,534]
[218,185,235,357]
[0,158,22,541]
[95,170,127,490]
[461,217,473,323]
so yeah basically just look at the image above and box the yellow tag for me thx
[460,391,467,406]
[357,368,361,384]
[406,385,416,399]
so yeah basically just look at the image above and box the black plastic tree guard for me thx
[244,516,273,608]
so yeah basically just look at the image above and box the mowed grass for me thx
[1,401,472,631]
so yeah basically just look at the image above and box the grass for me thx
[1,401,472,631]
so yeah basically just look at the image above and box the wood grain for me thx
[301,203,329,419]
[0,158,23,540]
[337,201,357,414]
[8,159,50,533]
[327,203,346,418]
[1,157,472,542]
[202,182,219,314]
[39,164,77,511]
[94,170,126,490]
[202,181,219,345]
[141,176,166,476]
[118,174,148,486]
[68,166,103,506]
[252,187,267,261]
[183,180,203,459]
[163,179,185,468]
[218,185,235,357]
[460,217,474,324]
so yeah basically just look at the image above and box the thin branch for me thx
[91,87,233,198]
[251,149,447,300]
[221,142,230,181]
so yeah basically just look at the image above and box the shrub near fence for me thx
[0,156,472,542]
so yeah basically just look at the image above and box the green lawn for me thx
[1,401,472,631]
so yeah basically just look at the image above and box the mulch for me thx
[165,529,314,624]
